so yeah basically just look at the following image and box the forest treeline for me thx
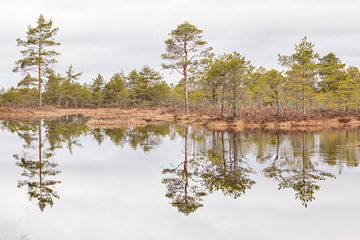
[2,15,360,118]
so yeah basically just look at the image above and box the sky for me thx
[1,0,360,88]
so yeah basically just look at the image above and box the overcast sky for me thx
[1,0,360,88]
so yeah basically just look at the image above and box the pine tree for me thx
[90,74,105,107]
[104,72,128,105]
[17,74,37,89]
[255,69,285,114]
[318,53,346,92]
[44,70,64,105]
[162,22,212,113]
[278,37,319,114]
[63,65,82,108]
[338,67,360,112]
[14,15,60,107]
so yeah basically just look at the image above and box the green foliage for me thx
[63,65,83,107]
[202,52,253,117]
[318,53,346,92]
[90,74,105,107]
[104,72,128,105]
[127,66,169,106]
[18,74,37,89]
[337,67,360,111]
[14,15,60,107]
[254,69,286,114]
[44,69,63,105]
[278,36,319,114]
[0,87,38,107]
[162,21,212,113]
[3,21,360,114]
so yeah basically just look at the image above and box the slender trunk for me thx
[38,121,43,197]
[221,132,226,172]
[212,86,217,105]
[183,126,189,200]
[38,44,42,108]
[184,43,189,114]
[275,134,280,160]
[302,133,309,176]
[233,133,238,169]
[233,80,237,118]
[221,85,225,118]
[274,89,280,115]
[302,87,306,114]
[192,83,195,111]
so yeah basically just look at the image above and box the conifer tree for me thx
[162,22,212,113]
[90,74,105,107]
[14,15,60,107]
[104,72,128,105]
[278,37,319,114]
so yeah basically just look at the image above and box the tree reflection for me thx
[162,126,207,215]
[44,115,89,153]
[263,133,335,207]
[319,129,360,172]
[1,118,359,213]
[162,128,255,215]
[127,125,170,152]
[3,116,89,211]
[89,125,171,151]
[14,121,61,211]
[1,120,38,148]
[200,132,255,199]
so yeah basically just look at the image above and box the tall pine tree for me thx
[162,22,212,113]
[278,37,319,114]
[14,15,60,107]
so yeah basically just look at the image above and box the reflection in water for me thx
[200,132,255,199]
[13,121,61,211]
[4,116,89,211]
[45,115,89,153]
[162,126,207,215]
[1,118,360,214]
[263,133,335,207]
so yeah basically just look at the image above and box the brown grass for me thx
[1,107,360,131]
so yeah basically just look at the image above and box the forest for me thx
[2,15,360,120]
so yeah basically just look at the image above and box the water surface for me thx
[0,116,359,240]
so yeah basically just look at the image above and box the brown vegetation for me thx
[0,107,176,127]
[1,107,360,131]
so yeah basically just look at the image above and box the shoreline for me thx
[0,107,359,132]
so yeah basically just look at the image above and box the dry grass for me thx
[202,118,360,132]
[1,107,360,131]
[0,107,176,128]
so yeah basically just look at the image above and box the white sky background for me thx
[1,0,360,88]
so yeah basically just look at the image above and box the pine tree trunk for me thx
[302,88,306,114]
[232,79,238,118]
[221,85,225,118]
[275,90,281,115]
[38,44,42,108]
[184,43,189,114]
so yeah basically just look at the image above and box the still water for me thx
[0,116,359,240]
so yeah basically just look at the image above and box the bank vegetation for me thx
[1,15,360,130]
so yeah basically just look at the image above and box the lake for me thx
[0,116,359,240]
